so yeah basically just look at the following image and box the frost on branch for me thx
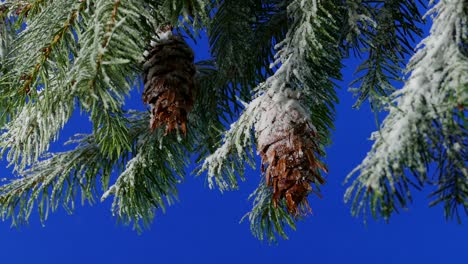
[0,133,113,225]
[102,128,187,231]
[201,96,260,191]
[0,85,74,171]
[202,0,340,241]
[345,0,468,221]
[0,5,10,62]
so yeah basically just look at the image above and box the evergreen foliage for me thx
[0,0,466,242]
[345,0,468,223]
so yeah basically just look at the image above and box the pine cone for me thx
[142,32,196,135]
[255,89,326,216]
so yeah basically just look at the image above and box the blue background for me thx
[0,16,467,264]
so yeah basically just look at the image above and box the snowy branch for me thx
[0,133,113,225]
[202,0,341,241]
[0,84,75,171]
[346,0,425,111]
[102,124,189,231]
[345,0,468,221]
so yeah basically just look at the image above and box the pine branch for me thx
[0,110,149,226]
[345,0,468,221]
[158,0,211,32]
[0,0,159,171]
[0,110,193,227]
[202,0,342,240]
[245,0,342,240]
[3,0,82,97]
[203,0,288,119]
[0,1,84,170]
[0,82,76,171]
[190,60,228,158]
[428,113,468,223]
[101,129,189,231]
[200,95,259,191]
[71,0,150,105]
[90,107,131,160]
[0,0,150,170]
[241,180,296,243]
[0,5,14,127]
[249,0,288,80]
[0,5,11,62]
[0,0,80,116]
[0,0,463,241]
[0,133,114,226]
[21,3,83,95]
[341,0,376,47]
[264,0,341,141]
[207,0,259,114]
[345,0,425,111]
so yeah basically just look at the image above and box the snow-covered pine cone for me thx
[142,30,196,135]
[255,89,326,216]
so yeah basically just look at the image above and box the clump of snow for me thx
[255,88,311,151]
[156,30,172,42]
[102,152,142,201]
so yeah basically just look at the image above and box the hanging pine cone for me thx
[255,89,326,216]
[142,29,196,135]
